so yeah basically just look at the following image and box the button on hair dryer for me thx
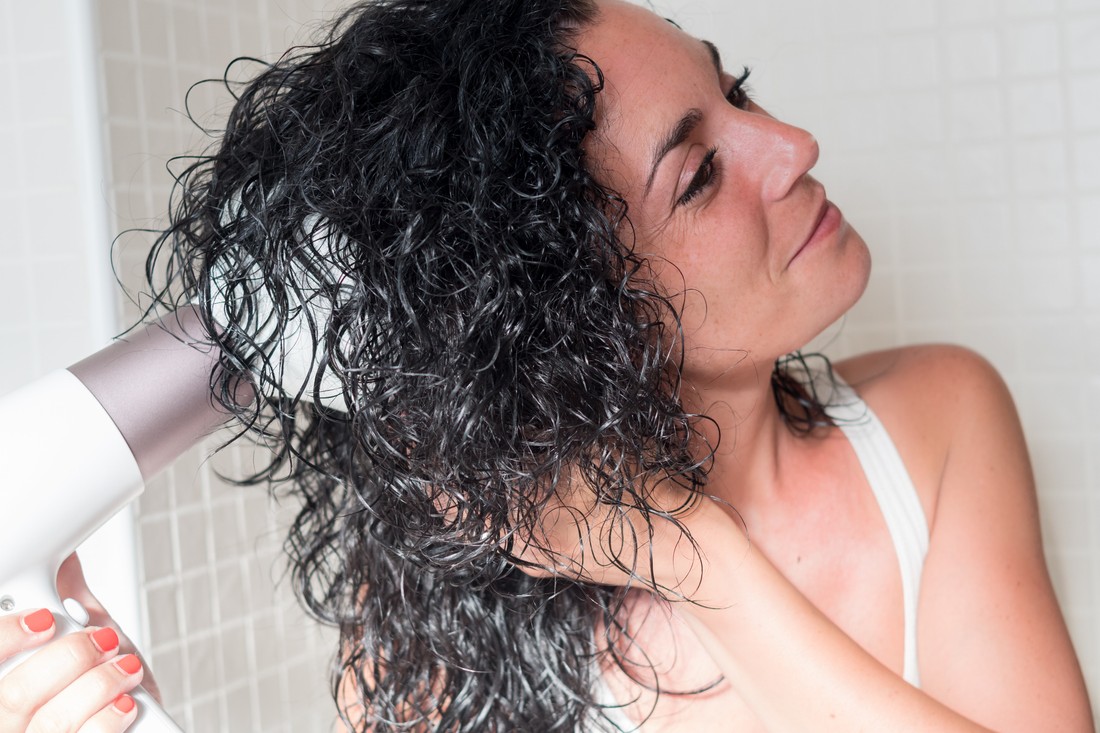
[0,307,248,731]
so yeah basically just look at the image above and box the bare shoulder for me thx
[835,343,1006,402]
[832,344,1014,526]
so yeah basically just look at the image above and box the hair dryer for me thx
[0,307,248,731]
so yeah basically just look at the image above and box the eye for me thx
[726,66,753,110]
[677,146,718,207]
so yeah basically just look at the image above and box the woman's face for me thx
[577,0,871,386]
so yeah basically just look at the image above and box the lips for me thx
[789,196,840,266]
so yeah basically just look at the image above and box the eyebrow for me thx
[642,38,726,200]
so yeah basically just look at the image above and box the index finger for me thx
[0,609,57,662]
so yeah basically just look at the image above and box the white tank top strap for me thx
[822,372,930,687]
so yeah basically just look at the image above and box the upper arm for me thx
[908,346,1092,731]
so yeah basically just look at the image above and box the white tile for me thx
[953,144,1011,198]
[9,1,66,59]
[147,644,188,706]
[1069,75,1100,131]
[892,147,955,202]
[215,559,250,621]
[170,4,206,67]
[15,56,73,123]
[1083,256,1100,308]
[1017,257,1076,311]
[899,267,958,321]
[187,634,224,700]
[190,696,224,732]
[954,263,1021,316]
[1068,17,1100,71]
[19,125,79,189]
[896,205,955,263]
[831,96,890,152]
[1016,376,1086,433]
[98,0,136,56]
[821,0,884,37]
[1009,79,1064,137]
[1073,135,1100,190]
[183,571,217,632]
[176,509,212,574]
[140,514,177,581]
[1013,139,1069,194]
[223,684,256,732]
[829,41,885,93]
[954,200,1013,257]
[886,90,946,145]
[146,581,181,644]
[948,29,1002,82]
[218,621,252,686]
[886,34,941,90]
[0,257,31,320]
[1015,198,1072,254]
[1078,194,1100,250]
[1087,377,1100,433]
[103,58,142,121]
[1004,21,1062,76]
[945,0,1000,26]
[1039,490,1093,553]
[949,85,1005,141]
[882,0,938,30]
[1004,0,1059,16]
[134,0,173,62]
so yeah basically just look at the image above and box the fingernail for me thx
[20,608,54,634]
[114,654,142,676]
[91,627,120,653]
[113,694,136,715]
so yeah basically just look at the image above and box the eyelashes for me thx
[726,66,753,110]
[677,146,718,206]
[675,66,753,208]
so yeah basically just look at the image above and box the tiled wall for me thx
[6,0,1096,728]
[661,0,1100,721]
[94,0,346,729]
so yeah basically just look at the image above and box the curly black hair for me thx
[141,0,836,729]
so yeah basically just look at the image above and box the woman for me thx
[0,0,1092,730]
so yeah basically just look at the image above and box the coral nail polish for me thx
[113,694,136,715]
[21,608,54,633]
[114,654,142,675]
[91,627,120,653]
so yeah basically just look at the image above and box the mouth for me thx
[789,197,840,266]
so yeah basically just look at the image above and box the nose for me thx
[738,111,819,202]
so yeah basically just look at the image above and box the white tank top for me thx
[591,374,930,731]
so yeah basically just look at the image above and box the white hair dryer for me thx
[0,307,247,731]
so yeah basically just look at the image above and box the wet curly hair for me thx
[141,0,834,729]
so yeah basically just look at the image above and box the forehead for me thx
[577,1,706,99]
[575,1,717,188]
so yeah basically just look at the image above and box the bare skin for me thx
[559,1,1094,730]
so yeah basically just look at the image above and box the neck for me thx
[681,359,806,507]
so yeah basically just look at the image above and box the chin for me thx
[790,227,872,354]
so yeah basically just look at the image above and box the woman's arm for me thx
[669,501,992,732]
[899,346,1092,730]
[675,346,1092,732]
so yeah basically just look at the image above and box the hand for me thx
[0,607,143,732]
[56,554,161,704]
